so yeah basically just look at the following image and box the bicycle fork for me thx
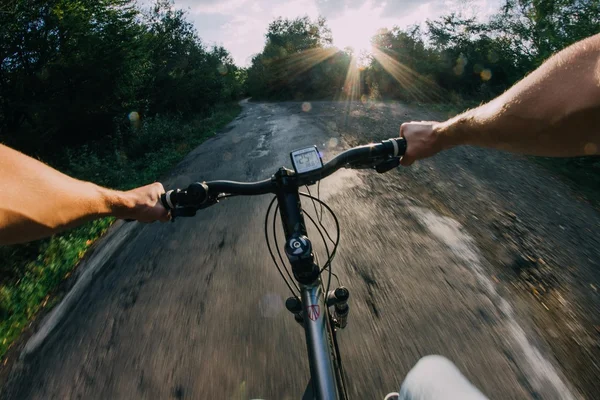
[285,286,350,329]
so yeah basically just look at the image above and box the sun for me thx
[331,22,373,55]
[329,2,384,56]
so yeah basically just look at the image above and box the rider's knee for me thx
[399,355,488,400]
[411,355,458,374]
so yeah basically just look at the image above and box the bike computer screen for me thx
[290,146,322,174]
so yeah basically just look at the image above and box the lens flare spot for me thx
[328,137,339,148]
[217,64,228,75]
[584,142,598,155]
[480,69,492,81]
[302,102,312,112]
[360,94,368,104]
[128,111,140,122]
[223,152,232,161]
[453,54,468,76]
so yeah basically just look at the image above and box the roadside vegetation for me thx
[0,0,244,359]
[246,1,600,103]
[1,0,598,360]
[245,1,599,206]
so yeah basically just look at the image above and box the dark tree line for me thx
[0,0,245,160]
[3,0,597,160]
[1,0,598,159]
[246,0,600,103]
[245,16,352,100]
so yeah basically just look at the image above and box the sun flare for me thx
[329,2,385,56]
[331,23,373,54]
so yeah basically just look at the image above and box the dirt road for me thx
[3,100,599,399]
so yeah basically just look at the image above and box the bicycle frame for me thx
[161,139,408,399]
[274,168,343,399]
[300,281,340,398]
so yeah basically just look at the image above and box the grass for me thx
[0,104,241,360]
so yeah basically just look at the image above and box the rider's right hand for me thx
[399,121,447,166]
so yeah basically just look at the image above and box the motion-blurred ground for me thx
[2,101,598,400]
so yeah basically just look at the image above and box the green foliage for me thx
[0,218,113,358]
[1,0,598,362]
[0,0,245,157]
[246,2,599,102]
[141,2,245,115]
[65,105,241,190]
[496,0,600,64]
[0,0,244,359]
[0,104,241,359]
[246,16,349,99]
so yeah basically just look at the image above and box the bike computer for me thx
[290,146,323,174]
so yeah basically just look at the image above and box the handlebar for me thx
[296,137,407,185]
[161,138,406,218]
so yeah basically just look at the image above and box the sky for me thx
[158,0,503,66]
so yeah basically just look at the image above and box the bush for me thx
[0,105,242,360]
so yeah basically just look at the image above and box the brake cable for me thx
[264,196,299,296]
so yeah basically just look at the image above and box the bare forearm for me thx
[0,145,167,245]
[0,187,128,245]
[436,34,600,156]
[0,145,125,244]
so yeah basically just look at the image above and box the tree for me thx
[246,16,344,99]
[492,0,600,64]
[0,0,244,159]
[0,0,141,154]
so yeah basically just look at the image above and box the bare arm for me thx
[0,144,169,245]
[400,33,600,165]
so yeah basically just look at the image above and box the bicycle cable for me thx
[314,247,341,289]
[303,208,337,294]
[264,196,299,296]
[273,203,300,292]
[305,184,340,295]
[306,185,335,244]
[299,192,340,273]
[264,192,341,298]
[299,192,341,297]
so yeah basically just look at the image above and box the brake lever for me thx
[171,206,197,219]
[346,160,380,170]
[170,197,219,221]
[346,156,400,173]
[375,157,400,173]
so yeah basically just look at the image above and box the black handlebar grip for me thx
[187,182,209,205]
[160,191,173,210]
[393,137,407,156]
